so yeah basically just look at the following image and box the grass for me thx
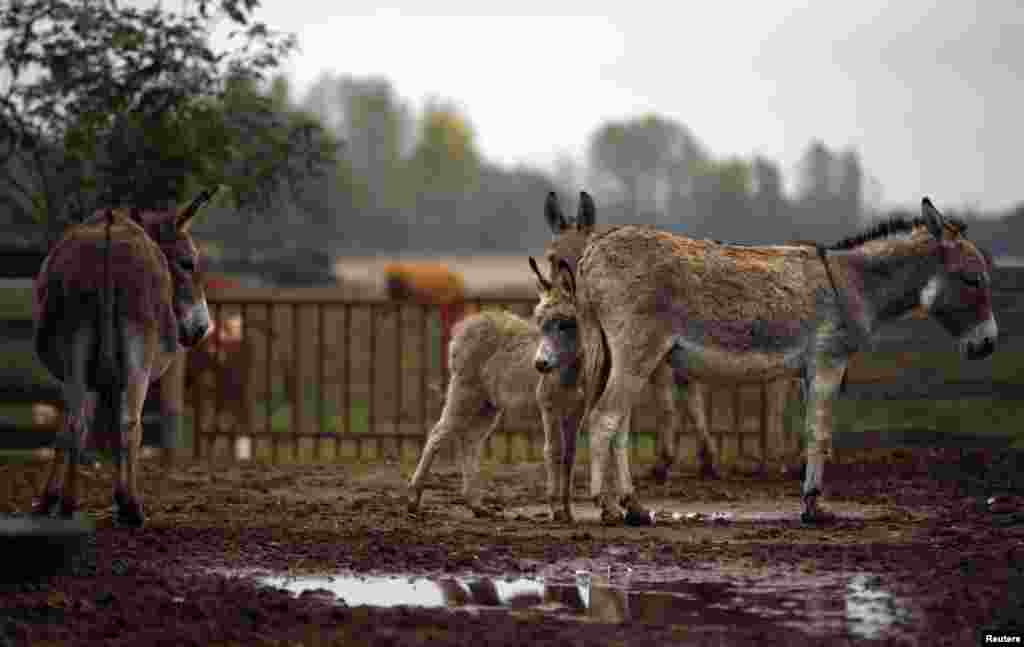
[0,285,33,320]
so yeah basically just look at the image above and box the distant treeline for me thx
[3,57,1020,258]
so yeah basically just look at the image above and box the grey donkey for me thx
[560,197,997,525]
[541,191,800,487]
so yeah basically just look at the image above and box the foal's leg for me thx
[801,361,847,524]
[686,381,720,479]
[407,377,483,513]
[558,410,580,523]
[538,380,566,521]
[460,409,502,517]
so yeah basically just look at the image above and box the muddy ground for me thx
[2,447,1024,646]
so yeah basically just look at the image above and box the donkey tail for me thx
[99,211,124,453]
[579,305,611,423]
[100,211,120,387]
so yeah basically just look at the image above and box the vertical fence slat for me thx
[239,303,249,461]
[317,303,325,461]
[213,301,223,461]
[266,302,275,464]
[343,304,352,459]
[368,303,377,461]
[759,381,769,473]
[732,386,742,465]
[394,302,403,460]
[419,304,429,456]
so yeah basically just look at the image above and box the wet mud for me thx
[1,446,1023,646]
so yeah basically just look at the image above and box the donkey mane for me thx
[827,213,967,251]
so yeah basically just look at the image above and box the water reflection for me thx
[252,570,907,639]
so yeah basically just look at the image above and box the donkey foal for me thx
[406,280,584,521]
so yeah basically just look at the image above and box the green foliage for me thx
[0,0,335,232]
[410,100,481,195]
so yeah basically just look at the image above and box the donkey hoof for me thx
[114,494,145,528]
[800,499,837,525]
[699,462,722,480]
[624,506,654,527]
[58,497,80,519]
[470,505,494,519]
[551,508,573,524]
[650,463,670,484]
[30,492,60,516]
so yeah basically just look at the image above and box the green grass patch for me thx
[0,286,34,320]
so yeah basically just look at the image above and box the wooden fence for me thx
[5,265,1024,468]
[189,264,1024,467]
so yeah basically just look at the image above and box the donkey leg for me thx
[56,327,96,519]
[31,448,65,516]
[801,362,846,524]
[113,372,149,528]
[588,370,650,526]
[558,411,580,523]
[407,379,481,513]
[649,364,684,484]
[684,381,720,480]
[538,393,565,521]
[461,410,502,517]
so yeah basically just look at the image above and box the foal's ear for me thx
[528,256,552,291]
[577,191,596,230]
[177,186,220,232]
[921,197,948,239]
[545,191,569,234]
[555,259,576,299]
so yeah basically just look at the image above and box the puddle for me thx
[228,566,913,639]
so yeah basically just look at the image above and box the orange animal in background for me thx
[383,262,477,375]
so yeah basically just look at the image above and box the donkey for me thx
[406,266,585,520]
[540,191,726,484]
[559,197,997,525]
[31,189,217,526]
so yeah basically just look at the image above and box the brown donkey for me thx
[31,189,217,526]
[540,192,729,486]
[560,197,997,525]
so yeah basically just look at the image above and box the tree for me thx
[0,0,335,244]
[835,149,863,230]
[408,99,481,241]
[691,157,754,242]
[796,139,834,208]
[588,114,705,224]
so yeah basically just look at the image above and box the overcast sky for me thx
[223,1,1021,213]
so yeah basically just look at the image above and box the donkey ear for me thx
[555,259,576,299]
[528,256,552,291]
[177,186,220,232]
[577,191,596,230]
[921,197,947,239]
[544,191,568,234]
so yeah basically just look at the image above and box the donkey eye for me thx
[179,258,197,272]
